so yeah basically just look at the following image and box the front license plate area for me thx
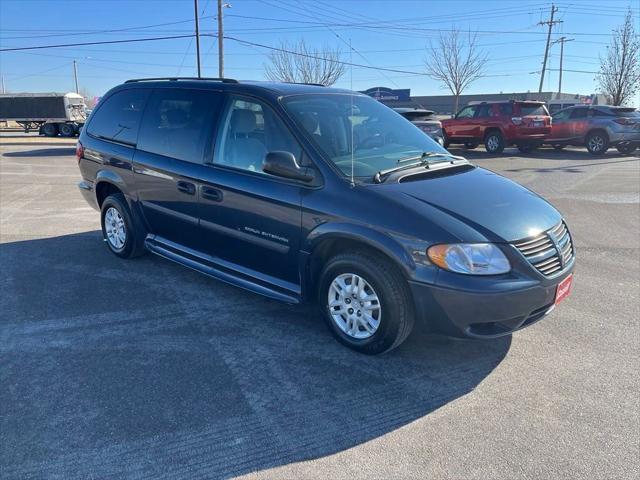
[555,274,573,305]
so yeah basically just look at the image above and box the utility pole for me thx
[1,75,5,94]
[551,36,574,96]
[217,0,224,78]
[538,4,562,93]
[73,60,79,93]
[194,0,201,78]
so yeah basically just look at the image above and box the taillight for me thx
[76,142,84,162]
[511,117,523,125]
[614,118,634,126]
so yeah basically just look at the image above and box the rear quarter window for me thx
[137,88,222,163]
[87,88,150,144]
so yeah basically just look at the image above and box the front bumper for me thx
[409,265,574,339]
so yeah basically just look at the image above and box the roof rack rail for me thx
[124,77,239,84]
[283,81,326,87]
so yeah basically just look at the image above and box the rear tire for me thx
[616,144,637,155]
[586,131,609,156]
[100,194,146,259]
[42,123,58,137]
[59,123,75,137]
[318,251,415,355]
[484,131,505,154]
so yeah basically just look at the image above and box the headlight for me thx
[427,243,511,275]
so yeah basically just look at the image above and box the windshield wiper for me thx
[373,151,465,183]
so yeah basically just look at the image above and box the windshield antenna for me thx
[349,37,355,187]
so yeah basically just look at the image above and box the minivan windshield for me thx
[282,94,448,179]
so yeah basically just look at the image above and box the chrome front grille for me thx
[513,220,574,276]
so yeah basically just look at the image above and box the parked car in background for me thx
[441,100,552,154]
[546,105,640,155]
[393,107,444,145]
[76,78,575,354]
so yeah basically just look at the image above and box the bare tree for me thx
[597,9,640,106]
[424,29,487,115]
[264,39,346,86]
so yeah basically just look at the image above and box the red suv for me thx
[442,101,552,154]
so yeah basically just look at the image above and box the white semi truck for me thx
[0,92,87,137]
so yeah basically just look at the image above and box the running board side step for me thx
[145,236,300,304]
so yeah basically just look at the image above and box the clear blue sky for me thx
[1,0,638,105]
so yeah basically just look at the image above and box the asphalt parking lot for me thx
[1,136,639,479]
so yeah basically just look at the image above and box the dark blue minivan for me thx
[77,78,575,354]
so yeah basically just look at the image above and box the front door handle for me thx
[177,180,196,195]
[201,186,223,202]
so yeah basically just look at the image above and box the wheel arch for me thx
[302,223,415,300]
[586,127,609,141]
[483,126,504,140]
[95,170,128,208]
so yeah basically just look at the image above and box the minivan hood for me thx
[375,166,561,242]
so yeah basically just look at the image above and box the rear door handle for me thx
[177,180,196,195]
[201,186,223,202]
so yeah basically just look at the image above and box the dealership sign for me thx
[361,87,410,102]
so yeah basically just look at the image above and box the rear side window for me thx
[87,89,149,145]
[137,89,222,163]
[570,108,589,119]
[519,104,549,116]
[475,104,492,118]
[498,103,513,116]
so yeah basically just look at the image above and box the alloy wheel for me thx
[328,273,381,339]
[588,135,604,152]
[486,135,499,151]
[105,207,126,250]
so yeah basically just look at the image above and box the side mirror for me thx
[263,151,315,182]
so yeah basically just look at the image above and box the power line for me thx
[0,34,195,52]
[0,17,214,41]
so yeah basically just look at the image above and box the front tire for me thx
[484,131,505,154]
[586,131,609,155]
[318,251,415,355]
[100,194,146,259]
